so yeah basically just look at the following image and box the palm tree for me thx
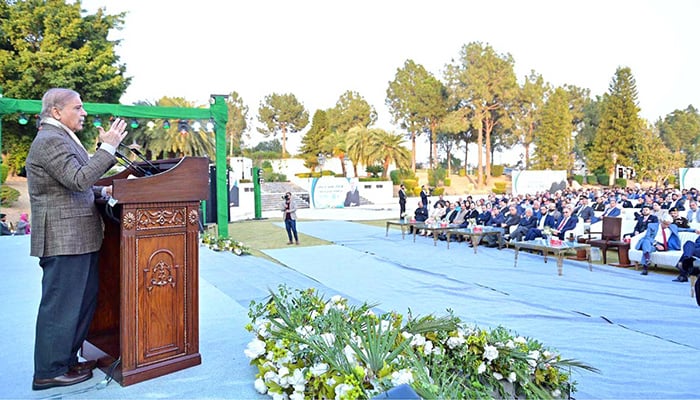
[320,130,348,176]
[369,130,411,179]
[346,126,375,177]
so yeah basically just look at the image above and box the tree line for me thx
[1,1,698,187]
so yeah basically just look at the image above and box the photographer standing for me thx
[281,192,299,245]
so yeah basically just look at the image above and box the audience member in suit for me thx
[572,196,595,223]
[524,206,560,241]
[591,198,622,224]
[625,205,658,238]
[420,186,429,208]
[484,206,520,247]
[477,205,493,225]
[635,215,681,275]
[670,192,685,210]
[550,207,579,240]
[592,197,607,212]
[398,184,407,219]
[26,88,127,390]
[434,194,446,209]
[0,213,12,235]
[409,201,429,234]
[669,207,689,229]
[673,229,700,282]
[443,202,459,223]
[509,207,538,242]
[687,201,700,224]
[620,194,634,208]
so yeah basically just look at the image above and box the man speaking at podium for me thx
[25,88,128,390]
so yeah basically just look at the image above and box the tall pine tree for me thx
[587,67,641,174]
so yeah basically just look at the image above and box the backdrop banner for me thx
[511,170,567,196]
[679,168,700,190]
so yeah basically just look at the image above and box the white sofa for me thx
[629,230,699,297]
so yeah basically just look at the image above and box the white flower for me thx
[423,340,434,355]
[330,294,343,303]
[326,377,336,387]
[288,368,306,392]
[401,332,413,340]
[514,336,527,344]
[320,332,335,346]
[270,391,288,400]
[290,392,305,400]
[255,320,271,338]
[310,363,329,376]
[343,344,357,365]
[309,310,319,320]
[446,335,466,349]
[254,378,267,394]
[527,350,541,368]
[552,389,562,398]
[483,344,499,362]
[505,339,515,349]
[295,325,314,338]
[233,247,242,255]
[390,369,414,385]
[243,338,266,359]
[334,383,353,400]
[410,333,426,347]
[507,372,517,383]
[477,362,487,374]
[493,372,503,380]
[264,370,280,384]
[380,319,391,332]
[278,366,289,378]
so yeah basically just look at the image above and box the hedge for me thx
[491,164,504,177]
[0,164,8,184]
[432,187,445,196]
[444,178,451,187]
[615,178,627,188]
[597,174,610,186]
[403,179,418,192]
[0,185,20,207]
[586,175,598,185]
[573,175,584,185]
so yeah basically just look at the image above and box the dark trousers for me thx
[34,252,100,379]
[399,201,406,219]
[285,218,298,242]
[677,241,700,277]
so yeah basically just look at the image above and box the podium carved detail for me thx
[144,250,179,291]
[136,208,187,230]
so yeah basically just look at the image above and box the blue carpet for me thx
[263,220,700,399]
[2,219,699,399]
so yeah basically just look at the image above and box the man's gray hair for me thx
[661,214,674,224]
[40,88,80,119]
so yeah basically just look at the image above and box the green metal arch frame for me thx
[0,91,230,238]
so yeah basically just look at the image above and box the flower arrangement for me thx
[245,285,597,399]
[201,233,250,256]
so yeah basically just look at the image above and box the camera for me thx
[283,194,290,200]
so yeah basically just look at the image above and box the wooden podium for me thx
[82,157,208,386]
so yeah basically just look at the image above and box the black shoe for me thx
[672,275,688,282]
[32,370,92,391]
[640,269,648,276]
[690,267,700,276]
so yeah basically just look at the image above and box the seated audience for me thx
[636,215,680,276]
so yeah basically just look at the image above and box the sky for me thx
[80,0,700,163]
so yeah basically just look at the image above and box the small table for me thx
[385,220,415,239]
[606,240,634,267]
[512,238,592,276]
[412,223,459,246]
[446,226,503,252]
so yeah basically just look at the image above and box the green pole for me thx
[210,95,229,239]
[253,166,262,219]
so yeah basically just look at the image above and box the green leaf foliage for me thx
[257,93,309,158]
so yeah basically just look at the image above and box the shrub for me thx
[491,164,504,177]
[359,177,383,182]
[295,172,312,178]
[1,164,9,184]
[597,174,610,186]
[492,181,507,195]
[0,185,20,207]
[263,170,287,182]
[321,170,335,176]
[458,169,466,177]
[412,187,422,196]
[428,167,447,187]
[365,165,384,178]
[615,178,627,188]
[586,175,598,185]
[390,168,416,185]
[573,175,584,185]
[403,179,418,192]
[432,187,445,196]
[444,177,451,187]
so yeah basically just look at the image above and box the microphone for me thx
[98,143,151,176]
[118,143,160,175]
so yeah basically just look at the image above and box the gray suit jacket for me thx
[25,124,117,257]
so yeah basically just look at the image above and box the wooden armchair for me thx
[587,217,623,264]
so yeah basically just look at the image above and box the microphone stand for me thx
[119,143,160,175]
